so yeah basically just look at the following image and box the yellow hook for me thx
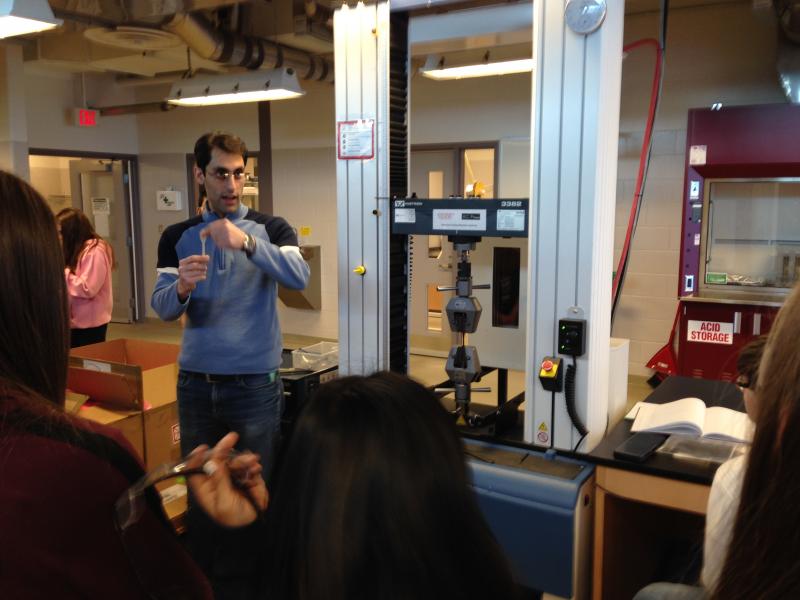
[353,265,366,276]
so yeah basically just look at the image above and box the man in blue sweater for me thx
[151,131,309,597]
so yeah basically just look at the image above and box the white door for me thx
[69,159,137,323]
[408,149,458,355]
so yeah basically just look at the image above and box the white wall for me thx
[25,70,139,155]
[612,4,784,375]
[272,147,338,339]
[137,153,191,317]
[411,72,531,144]
[29,155,72,202]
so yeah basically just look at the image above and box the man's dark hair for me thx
[194,131,248,172]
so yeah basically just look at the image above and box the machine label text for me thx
[497,209,526,231]
[433,209,486,231]
[394,208,416,224]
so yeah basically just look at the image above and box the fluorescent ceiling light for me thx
[420,55,533,80]
[167,67,305,107]
[0,0,62,39]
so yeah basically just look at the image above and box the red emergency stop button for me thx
[541,359,554,372]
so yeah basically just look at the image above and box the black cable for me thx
[550,390,556,449]
[573,432,588,453]
[564,356,588,438]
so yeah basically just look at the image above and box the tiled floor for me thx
[108,319,651,416]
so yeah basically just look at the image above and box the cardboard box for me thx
[144,393,182,471]
[78,404,145,462]
[67,339,182,470]
[67,339,180,411]
[160,483,188,534]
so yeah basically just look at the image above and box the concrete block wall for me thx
[612,4,784,375]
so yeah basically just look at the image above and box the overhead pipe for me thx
[98,102,177,116]
[775,0,800,102]
[163,12,334,83]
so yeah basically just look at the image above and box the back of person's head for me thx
[0,171,69,406]
[57,207,109,272]
[736,335,767,389]
[266,371,516,600]
[194,131,248,172]
[712,284,800,599]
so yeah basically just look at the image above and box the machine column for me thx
[525,0,623,450]
[334,2,392,375]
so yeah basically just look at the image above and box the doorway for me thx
[29,154,139,323]
[408,144,498,356]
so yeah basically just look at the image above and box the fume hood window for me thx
[702,179,800,291]
[492,247,520,328]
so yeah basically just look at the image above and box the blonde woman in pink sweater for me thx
[57,208,113,347]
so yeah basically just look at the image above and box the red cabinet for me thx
[678,299,779,380]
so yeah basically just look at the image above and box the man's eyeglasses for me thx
[206,168,246,182]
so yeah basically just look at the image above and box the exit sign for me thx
[74,108,98,127]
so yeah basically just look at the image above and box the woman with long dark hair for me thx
[710,283,800,599]
[57,207,114,347]
[260,372,518,600]
[0,171,213,598]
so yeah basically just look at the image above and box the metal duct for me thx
[776,0,800,102]
[164,13,333,83]
[98,102,177,116]
[776,0,800,43]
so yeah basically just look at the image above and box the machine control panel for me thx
[390,198,529,238]
[558,318,586,357]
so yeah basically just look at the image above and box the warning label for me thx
[687,320,733,345]
[538,422,548,432]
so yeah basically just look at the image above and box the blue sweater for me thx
[151,204,309,374]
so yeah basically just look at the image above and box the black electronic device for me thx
[613,432,668,463]
[558,318,586,357]
[390,198,529,238]
[279,350,338,432]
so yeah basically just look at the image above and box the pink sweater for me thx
[65,240,113,329]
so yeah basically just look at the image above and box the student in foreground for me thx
[709,282,800,599]
[0,170,216,598]
[636,283,800,600]
[189,372,520,600]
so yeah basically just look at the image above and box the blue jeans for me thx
[177,371,284,479]
[177,370,284,600]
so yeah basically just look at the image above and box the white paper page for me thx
[702,406,754,443]
[625,402,644,420]
[631,397,707,436]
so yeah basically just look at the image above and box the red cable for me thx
[612,39,663,302]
